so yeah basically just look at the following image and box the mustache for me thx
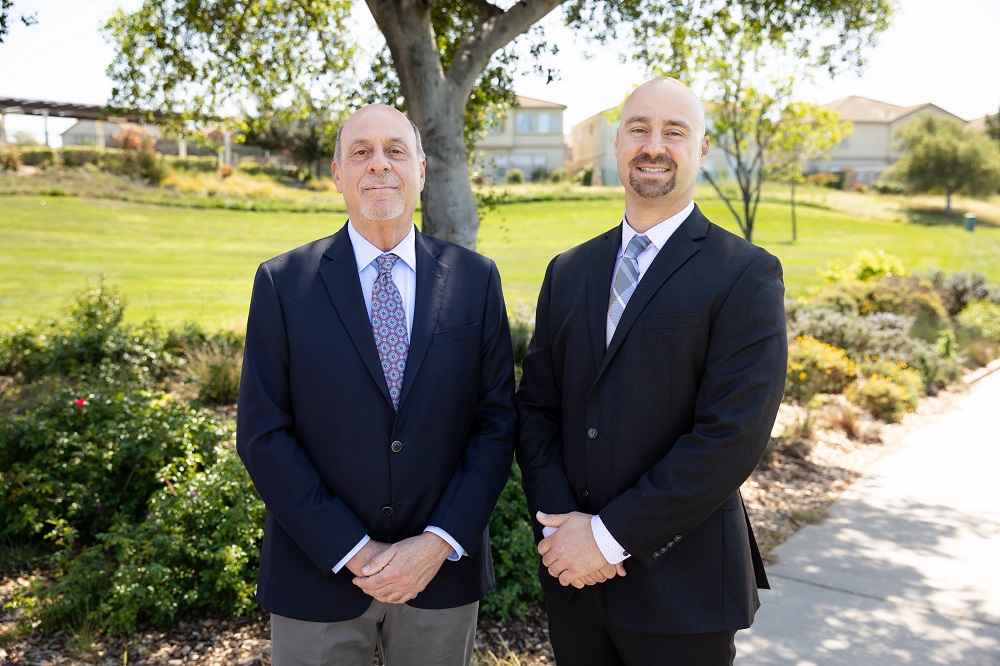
[360,174,402,188]
[630,154,676,169]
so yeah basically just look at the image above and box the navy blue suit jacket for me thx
[516,205,787,634]
[237,223,516,622]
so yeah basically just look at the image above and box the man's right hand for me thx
[345,539,391,577]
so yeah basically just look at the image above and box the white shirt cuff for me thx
[592,515,631,565]
[424,526,465,561]
[333,535,370,573]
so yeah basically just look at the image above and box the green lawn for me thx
[2,189,999,329]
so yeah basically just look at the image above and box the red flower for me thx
[75,398,87,407]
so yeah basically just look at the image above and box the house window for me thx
[516,111,559,134]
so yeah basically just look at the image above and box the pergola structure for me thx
[0,97,232,161]
[0,97,163,147]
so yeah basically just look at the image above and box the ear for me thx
[418,158,426,192]
[698,135,709,167]
[331,160,344,193]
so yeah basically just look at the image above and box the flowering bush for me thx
[846,358,923,422]
[821,249,907,284]
[784,335,856,403]
[0,386,228,545]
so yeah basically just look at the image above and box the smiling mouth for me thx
[636,166,669,174]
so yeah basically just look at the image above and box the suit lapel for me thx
[319,223,394,407]
[587,227,621,371]
[397,231,446,408]
[597,207,709,379]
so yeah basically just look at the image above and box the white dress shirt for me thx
[333,221,465,573]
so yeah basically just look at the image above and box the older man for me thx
[516,78,787,665]
[237,104,516,665]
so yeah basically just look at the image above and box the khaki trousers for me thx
[270,600,478,666]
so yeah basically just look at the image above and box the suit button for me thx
[390,440,402,453]
[381,506,393,515]
[666,542,674,549]
[674,535,683,542]
[587,427,598,439]
[659,546,667,553]
[652,551,660,558]
[582,489,590,499]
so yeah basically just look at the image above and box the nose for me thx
[368,147,391,172]
[642,132,666,157]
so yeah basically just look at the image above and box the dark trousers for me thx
[546,586,737,666]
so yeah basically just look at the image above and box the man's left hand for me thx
[352,532,453,603]
[537,511,616,587]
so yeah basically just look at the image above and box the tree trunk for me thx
[366,0,562,249]
[945,189,953,217]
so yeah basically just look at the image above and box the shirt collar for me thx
[347,221,417,273]
[619,201,695,255]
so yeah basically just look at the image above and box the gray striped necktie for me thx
[608,234,651,331]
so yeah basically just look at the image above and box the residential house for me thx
[474,95,568,182]
[567,103,731,187]
[806,96,965,185]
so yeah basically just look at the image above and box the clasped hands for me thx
[347,532,453,604]
[536,511,627,588]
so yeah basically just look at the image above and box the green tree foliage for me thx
[103,0,893,248]
[883,114,1000,216]
[689,13,855,243]
[985,106,1000,149]
[767,104,851,241]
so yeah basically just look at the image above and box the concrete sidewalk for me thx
[737,364,1000,665]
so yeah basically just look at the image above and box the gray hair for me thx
[333,116,425,164]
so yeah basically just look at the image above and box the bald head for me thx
[619,78,706,140]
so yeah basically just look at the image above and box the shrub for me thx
[237,161,296,178]
[60,146,103,167]
[873,180,907,194]
[0,278,171,386]
[1,143,23,171]
[925,269,991,317]
[574,163,594,186]
[19,146,58,168]
[846,358,922,422]
[804,172,842,189]
[0,386,228,546]
[164,155,219,173]
[481,463,542,620]
[956,300,1000,343]
[506,168,525,184]
[181,337,244,404]
[510,319,533,368]
[784,336,856,403]
[955,300,1000,366]
[821,249,907,284]
[547,167,567,184]
[806,275,950,344]
[787,305,957,393]
[24,443,261,635]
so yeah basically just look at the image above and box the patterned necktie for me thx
[607,234,652,331]
[371,253,408,411]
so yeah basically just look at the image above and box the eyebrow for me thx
[623,115,693,131]
[350,136,410,149]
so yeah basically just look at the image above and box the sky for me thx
[1,0,998,146]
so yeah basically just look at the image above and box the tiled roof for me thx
[821,95,941,123]
[515,95,567,110]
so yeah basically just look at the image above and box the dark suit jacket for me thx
[236,223,516,622]
[516,205,787,635]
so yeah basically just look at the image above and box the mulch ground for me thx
[0,389,965,665]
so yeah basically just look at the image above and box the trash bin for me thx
[964,213,976,232]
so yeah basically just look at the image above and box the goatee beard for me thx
[629,154,676,199]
